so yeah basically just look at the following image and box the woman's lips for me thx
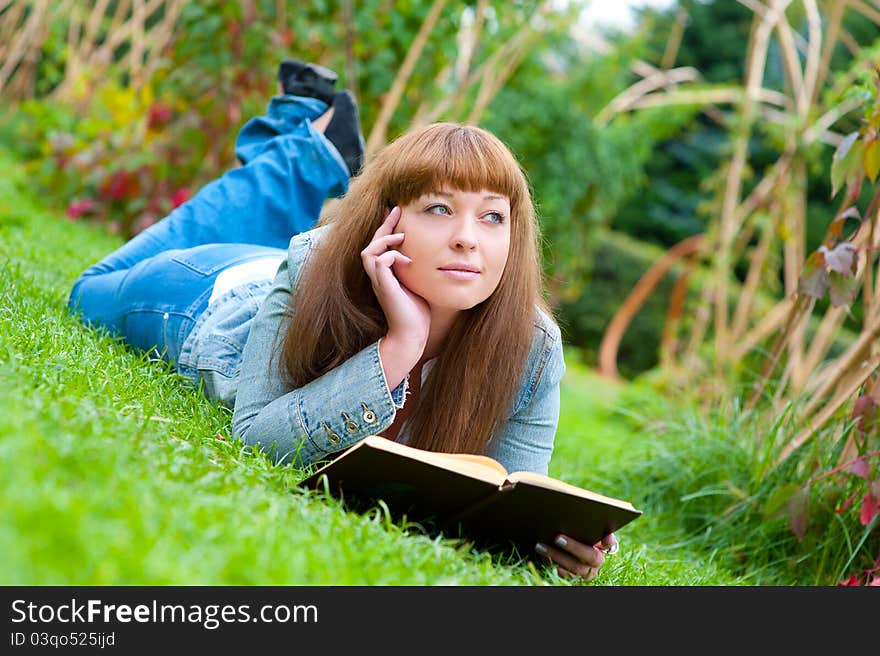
[439,268,480,281]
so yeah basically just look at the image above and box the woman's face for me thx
[392,188,512,312]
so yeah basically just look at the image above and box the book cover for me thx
[299,436,642,557]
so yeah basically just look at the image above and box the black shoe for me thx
[324,90,365,177]
[277,59,337,105]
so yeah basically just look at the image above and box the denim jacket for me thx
[180,224,566,475]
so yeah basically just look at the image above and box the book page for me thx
[506,470,638,511]
[363,436,508,485]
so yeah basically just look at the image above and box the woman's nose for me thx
[450,217,478,250]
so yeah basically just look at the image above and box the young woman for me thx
[68,69,617,580]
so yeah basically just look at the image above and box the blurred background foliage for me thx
[0,0,878,378]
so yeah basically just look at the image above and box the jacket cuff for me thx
[389,376,409,409]
[376,336,409,408]
[294,340,398,454]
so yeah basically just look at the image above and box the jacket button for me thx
[361,402,377,424]
[322,421,341,444]
[342,412,358,434]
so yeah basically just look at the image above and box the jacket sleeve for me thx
[483,318,565,476]
[231,233,406,466]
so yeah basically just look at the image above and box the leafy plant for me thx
[591,1,880,584]
[748,68,880,584]
[2,0,571,238]
[11,79,192,235]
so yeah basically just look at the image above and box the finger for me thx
[557,566,574,578]
[372,206,401,239]
[361,232,405,258]
[557,565,597,581]
[387,205,401,228]
[535,542,598,580]
[553,535,605,569]
[361,237,406,286]
[598,533,619,555]
[375,250,411,270]
[373,251,412,291]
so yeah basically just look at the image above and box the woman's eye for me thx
[485,212,505,224]
[426,204,451,216]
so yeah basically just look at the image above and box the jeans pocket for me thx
[198,367,239,408]
[123,308,191,364]
[171,254,231,277]
[171,246,285,277]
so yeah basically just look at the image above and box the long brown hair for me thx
[279,122,554,454]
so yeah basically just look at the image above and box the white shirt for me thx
[209,256,284,306]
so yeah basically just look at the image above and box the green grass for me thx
[2,148,850,586]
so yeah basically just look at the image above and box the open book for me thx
[299,436,642,557]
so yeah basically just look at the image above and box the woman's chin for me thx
[408,279,493,313]
[423,294,487,313]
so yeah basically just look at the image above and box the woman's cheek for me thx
[393,258,419,290]
[489,251,510,290]
[400,260,440,302]
[489,264,506,292]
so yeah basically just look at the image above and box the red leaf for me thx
[852,395,879,432]
[146,102,173,130]
[788,487,810,540]
[798,252,830,298]
[859,490,880,526]
[837,573,862,586]
[100,170,139,201]
[65,198,97,220]
[821,242,858,275]
[171,187,190,209]
[763,483,800,519]
[225,18,242,36]
[849,457,871,479]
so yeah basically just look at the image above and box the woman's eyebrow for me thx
[432,191,507,201]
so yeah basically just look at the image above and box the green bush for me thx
[556,229,859,380]
[556,230,678,378]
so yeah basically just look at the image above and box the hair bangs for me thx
[381,123,524,208]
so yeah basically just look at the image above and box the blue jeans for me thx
[68,95,350,363]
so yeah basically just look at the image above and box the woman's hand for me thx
[535,533,618,582]
[362,206,432,390]
[361,206,431,347]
